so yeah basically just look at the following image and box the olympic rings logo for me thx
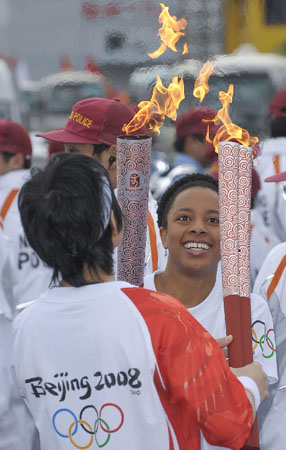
[252,320,276,359]
[53,403,124,448]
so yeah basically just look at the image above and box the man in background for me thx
[0,119,51,307]
[0,119,44,449]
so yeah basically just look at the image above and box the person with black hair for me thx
[144,173,277,450]
[13,153,268,450]
[18,154,123,288]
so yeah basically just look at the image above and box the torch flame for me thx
[193,60,215,103]
[205,84,259,154]
[148,3,188,59]
[123,75,185,135]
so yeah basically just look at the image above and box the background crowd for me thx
[0,86,285,450]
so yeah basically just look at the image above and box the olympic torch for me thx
[116,134,152,286]
[205,84,259,450]
[218,141,254,367]
[117,75,185,286]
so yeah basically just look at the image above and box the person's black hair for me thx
[18,152,123,287]
[1,151,14,163]
[1,151,31,169]
[270,116,286,138]
[174,133,205,153]
[93,143,110,158]
[157,173,218,229]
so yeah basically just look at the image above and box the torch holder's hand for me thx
[231,361,269,404]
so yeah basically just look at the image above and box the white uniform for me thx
[0,229,37,450]
[0,169,52,306]
[12,281,255,450]
[144,267,278,450]
[250,208,280,287]
[253,242,286,450]
[255,137,286,242]
[145,192,167,273]
[0,230,14,416]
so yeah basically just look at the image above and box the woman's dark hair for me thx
[157,173,218,228]
[18,152,123,287]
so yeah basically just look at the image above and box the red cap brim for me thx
[36,129,104,145]
[264,171,286,182]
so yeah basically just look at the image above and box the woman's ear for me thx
[110,210,123,249]
[159,226,168,250]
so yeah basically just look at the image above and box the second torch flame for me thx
[123,75,185,135]
[204,84,259,154]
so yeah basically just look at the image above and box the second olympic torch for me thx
[218,140,258,450]
[218,141,253,368]
[204,83,260,449]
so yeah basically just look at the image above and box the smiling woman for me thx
[159,175,220,291]
[147,173,220,309]
[144,172,278,450]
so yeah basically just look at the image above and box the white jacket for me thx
[254,243,286,450]
[0,169,52,306]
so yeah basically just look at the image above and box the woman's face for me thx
[160,186,220,276]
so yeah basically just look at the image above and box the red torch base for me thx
[224,295,259,450]
[224,295,253,367]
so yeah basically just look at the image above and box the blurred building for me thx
[0,0,284,97]
[0,0,224,88]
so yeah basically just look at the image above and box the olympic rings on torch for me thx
[252,320,276,358]
[52,403,124,448]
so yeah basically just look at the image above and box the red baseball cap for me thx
[0,119,32,156]
[265,171,286,182]
[269,89,286,117]
[37,97,146,146]
[176,106,218,137]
